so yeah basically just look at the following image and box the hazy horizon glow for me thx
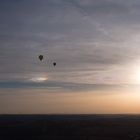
[1,87,140,114]
[1,0,140,114]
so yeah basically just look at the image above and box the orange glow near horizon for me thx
[1,88,140,114]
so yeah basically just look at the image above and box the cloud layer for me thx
[1,0,140,89]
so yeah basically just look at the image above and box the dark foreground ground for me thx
[1,115,140,140]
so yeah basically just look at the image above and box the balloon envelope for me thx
[53,62,56,66]
[39,55,43,61]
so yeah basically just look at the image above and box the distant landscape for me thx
[1,115,140,140]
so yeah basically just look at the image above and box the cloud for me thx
[71,0,130,15]
[0,80,126,92]
[1,0,140,86]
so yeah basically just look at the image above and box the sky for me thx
[1,0,140,114]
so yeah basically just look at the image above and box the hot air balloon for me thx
[53,62,56,66]
[39,55,43,61]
